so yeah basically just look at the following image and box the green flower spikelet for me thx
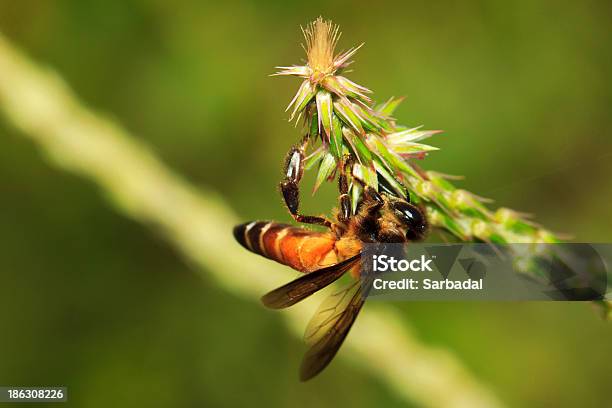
[275,18,610,316]
[275,17,555,244]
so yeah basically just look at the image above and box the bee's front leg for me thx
[338,158,384,223]
[280,145,332,228]
[361,185,384,214]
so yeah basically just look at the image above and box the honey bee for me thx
[234,144,428,380]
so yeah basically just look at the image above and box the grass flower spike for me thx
[275,17,554,243]
[275,18,611,317]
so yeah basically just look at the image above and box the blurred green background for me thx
[1,1,611,407]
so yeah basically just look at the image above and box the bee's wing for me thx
[303,280,359,346]
[261,254,361,309]
[299,276,371,381]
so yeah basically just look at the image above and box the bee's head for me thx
[389,199,428,241]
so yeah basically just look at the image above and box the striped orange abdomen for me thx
[234,221,338,273]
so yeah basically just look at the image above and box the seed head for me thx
[303,18,340,79]
[274,17,364,88]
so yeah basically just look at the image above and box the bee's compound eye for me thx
[392,201,427,240]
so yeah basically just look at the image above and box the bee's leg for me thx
[344,164,385,238]
[337,159,352,224]
[351,185,385,241]
[280,145,332,228]
[361,185,384,214]
[350,167,384,214]
[339,158,384,220]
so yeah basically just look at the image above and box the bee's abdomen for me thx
[233,221,337,272]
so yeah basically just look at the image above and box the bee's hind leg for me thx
[280,143,332,228]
